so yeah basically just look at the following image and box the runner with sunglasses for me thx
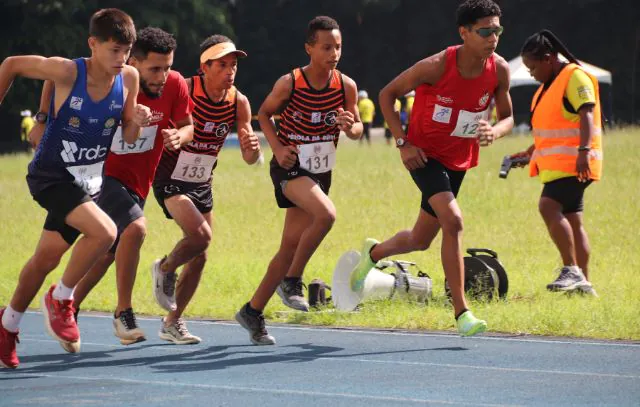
[350,0,514,336]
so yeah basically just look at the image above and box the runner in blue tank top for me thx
[0,8,152,369]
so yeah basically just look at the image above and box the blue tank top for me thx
[27,58,124,197]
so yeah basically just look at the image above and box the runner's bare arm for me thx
[258,74,298,169]
[236,92,261,165]
[175,115,194,146]
[490,56,514,139]
[28,80,54,148]
[162,115,194,151]
[0,56,76,105]
[120,65,151,144]
[258,74,293,152]
[379,51,446,143]
[338,75,363,140]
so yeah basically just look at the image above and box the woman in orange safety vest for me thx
[512,30,602,296]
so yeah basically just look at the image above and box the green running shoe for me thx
[349,238,379,292]
[456,310,487,337]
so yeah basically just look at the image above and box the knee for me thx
[123,219,147,244]
[100,221,118,247]
[314,207,336,231]
[440,214,464,236]
[190,225,212,253]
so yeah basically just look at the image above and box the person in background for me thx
[20,109,35,151]
[511,29,602,296]
[357,90,375,145]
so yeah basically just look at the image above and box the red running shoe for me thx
[41,285,80,344]
[0,309,20,369]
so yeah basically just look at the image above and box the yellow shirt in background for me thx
[358,98,375,123]
[384,99,401,129]
[405,96,414,116]
[21,116,35,142]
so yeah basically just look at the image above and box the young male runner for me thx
[0,9,151,368]
[236,16,363,345]
[351,0,514,336]
[151,35,261,344]
[58,27,192,345]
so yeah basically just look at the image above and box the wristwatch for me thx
[395,137,407,148]
[35,111,48,124]
[577,146,591,152]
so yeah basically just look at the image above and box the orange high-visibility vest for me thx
[529,63,603,181]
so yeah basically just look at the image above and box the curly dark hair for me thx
[131,27,177,60]
[306,16,340,45]
[456,0,501,27]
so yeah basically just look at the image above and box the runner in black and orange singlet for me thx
[236,16,363,346]
[150,34,261,344]
[350,0,515,337]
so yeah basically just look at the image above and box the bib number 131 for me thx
[298,141,336,174]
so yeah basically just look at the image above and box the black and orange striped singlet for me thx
[277,68,345,174]
[155,75,237,185]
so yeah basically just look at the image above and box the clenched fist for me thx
[133,104,152,127]
[336,107,355,132]
[239,128,260,152]
[162,128,181,151]
[476,119,496,147]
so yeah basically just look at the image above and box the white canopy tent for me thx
[508,56,612,87]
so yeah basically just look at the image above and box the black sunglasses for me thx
[474,26,504,38]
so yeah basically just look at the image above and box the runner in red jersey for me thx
[235,16,363,346]
[150,34,261,345]
[350,0,514,337]
[31,27,194,346]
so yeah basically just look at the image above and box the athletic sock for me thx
[455,308,469,320]
[245,302,262,317]
[52,281,75,301]
[2,305,23,333]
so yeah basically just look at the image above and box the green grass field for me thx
[1,128,638,340]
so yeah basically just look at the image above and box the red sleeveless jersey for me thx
[407,46,498,171]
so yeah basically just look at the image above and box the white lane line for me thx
[4,373,519,407]
[24,310,640,348]
[16,337,640,380]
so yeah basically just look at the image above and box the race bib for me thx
[432,104,453,124]
[110,125,158,154]
[66,161,104,196]
[298,141,336,174]
[450,108,489,138]
[170,151,217,183]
